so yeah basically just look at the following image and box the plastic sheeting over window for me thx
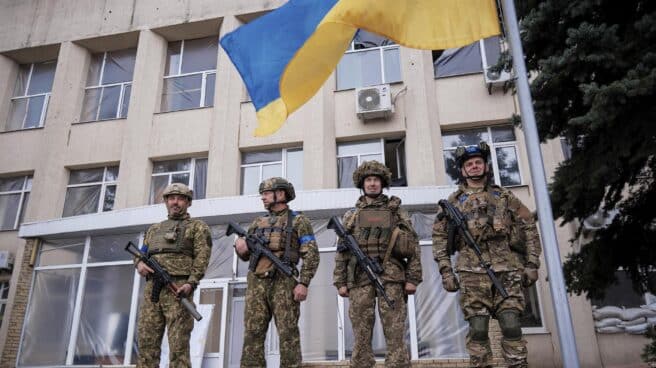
[5,61,56,131]
[433,36,501,78]
[63,167,118,217]
[240,148,304,195]
[150,158,207,204]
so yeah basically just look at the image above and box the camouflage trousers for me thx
[137,277,194,368]
[349,282,410,368]
[241,271,301,368]
[458,271,527,368]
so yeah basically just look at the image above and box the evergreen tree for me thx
[516,0,656,299]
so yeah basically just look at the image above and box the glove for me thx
[440,267,460,292]
[522,264,539,287]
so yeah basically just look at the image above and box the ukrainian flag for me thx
[220,0,500,136]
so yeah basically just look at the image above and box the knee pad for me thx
[468,315,490,342]
[498,310,522,340]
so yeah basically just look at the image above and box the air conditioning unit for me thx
[480,39,514,94]
[355,84,394,120]
[0,250,13,270]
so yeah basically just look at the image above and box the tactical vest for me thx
[351,207,396,260]
[252,211,299,274]
[454,186,512,244]
[147,219,195,257]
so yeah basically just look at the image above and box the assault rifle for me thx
[328,216,395,309]
[125,241,203,321]
[226,222,297,278]
[437,200,509,298]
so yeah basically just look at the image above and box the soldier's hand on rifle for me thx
[234,237,249,257]
[440,267,460,292]
[405,282,417,295]
[338,286,349,297]
[136,261,154,277]
[176,283,193,298]
[522,263,539,287]
[293,283,308,302]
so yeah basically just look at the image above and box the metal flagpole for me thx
[500,0,581,366]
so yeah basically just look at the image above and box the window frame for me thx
[161,38,217,112]
[335,37,402,91]
[442,126,525,187]
[0,280,9,329]
[81,50,135,122]
[239,147,303,195]
[63,167,118,217]
[150,157,207,204]
[0,175,32,231]
[8,62,55,130]
[336,138,406,188]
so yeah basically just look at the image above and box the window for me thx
[336,30,402,90]
[161,36,218,112]
[81,49,136,122]
[18,234,140,366]
[150,158,207,204]
[63,167,118,217]
[0,175,32,230]
[442,126,523,186]
[433,36,501,78]
[337,138,406,188]
[5,60,56,131]
[0,281,9,329]
[240,148,303,195]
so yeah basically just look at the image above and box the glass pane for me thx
[105,166,119,181]
[103,185,116,212]
[383,47,402,83]
[415,245,468,358]
[98,85,121,120]
[153,159,191,173]
[150,175,170,204]
[443,150,459,185]
[6,98,28,131]
[102,48,136,85]
[25,176,33,190]
[88,234,138,263]
[181,36,218,73]
[74,265,135,365]
[38,238,86,266]
[300,252,338,360]
[353,29,394,49]
[13,64,31,96]
[0,177,25,192]
[433,41,482,78]
[491,126,516,143]
[441,129,489,148]
[204,73,215,107]
[160,74,202,112]
[63,185,102,217]
[336,49,382,90]
[205,224,235,279]
[0,194,20,230]
[194,158,208,200]
[19,192,29,225]
[18,269,81,366]
[200,287,224,353]
[120,84,131,118]
[70,168,105,184]
[165,41,182,76]
[286,148,303,191]
[337,140,381,156]
[27,60,56,94]
[337,157,358,188]
[262,163,282,181]
[1,281,9,298]
[241,166,260,195]
[86,53,104,86]
[361,154,383,163]
[521,284,543,327]
[81,87,102,122]
[496,146,521,186]
[171,173,190,186]
[242,150,282,165]
[24,95,45,128]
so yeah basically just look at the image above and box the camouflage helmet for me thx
[162,182,193,201]
[454,141,491,168]
[258,177,296,202]
[352,160,392,189]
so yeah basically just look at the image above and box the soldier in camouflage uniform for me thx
[135,183,212,368]
[333,161,422,368]
[432,143,542,368]
[234,177,320,368]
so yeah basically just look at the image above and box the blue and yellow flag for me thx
[220,0,500,136]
